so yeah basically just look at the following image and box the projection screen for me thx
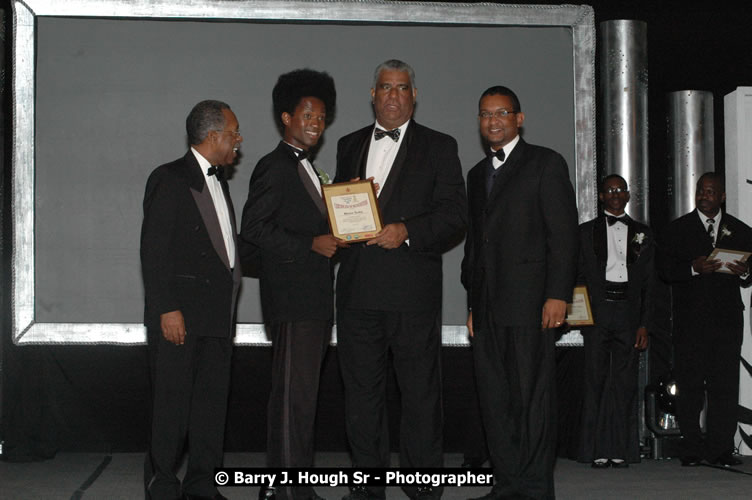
[11,0,596,345]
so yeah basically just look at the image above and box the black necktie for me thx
[296,149,309,161]
[606,215,627,226]
[707,218,715,244]
[374,127,400,142]
[207,165,224,178]
[488,148,505,162]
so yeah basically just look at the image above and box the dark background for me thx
[2,0,751,461]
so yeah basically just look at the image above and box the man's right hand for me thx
[692,255,722,274]
[312,234,347,258]
[160,310,186,345]
[466,311,474,338]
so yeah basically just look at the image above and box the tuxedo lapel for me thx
[377,122,412,210]
[626,219,637,265]
[487,139,524,203]
[297,161,327,216]
[278,142,327,217]
[190,187,231,273]
[356,130,372,180]
[691,209,715,253]
[593,217,607,265]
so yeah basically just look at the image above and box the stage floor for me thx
[1,452,750,499]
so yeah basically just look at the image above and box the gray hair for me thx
[186,100,231,146]
[372,59,416,89]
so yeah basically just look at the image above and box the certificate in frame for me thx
[708,247,751,274]
[322,180,383,242]
[566,285,594,326]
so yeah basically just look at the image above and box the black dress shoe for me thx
[412,486,437,499]
[183,493,228,500]
[591,459,610,469]
[680,455,703,467]
[259,487,276,500]
[462,456,489,468]
[708,453,743,467]
[342,486,379,500]
[468,489,505,500]
[610,459,629,468]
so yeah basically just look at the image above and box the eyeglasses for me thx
[215,129,241,138]
[478,109,518,119]
[603,187,629,194]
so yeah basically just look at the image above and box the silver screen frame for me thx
[11,0,596,345]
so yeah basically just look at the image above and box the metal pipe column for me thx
[599,20,649,222]
[666,91,715,220]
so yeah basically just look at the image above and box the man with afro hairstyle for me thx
[241,69,340,500]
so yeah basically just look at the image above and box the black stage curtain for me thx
[1,343,586,461]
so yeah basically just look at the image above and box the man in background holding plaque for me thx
[334,59,467,500]
[141,100,243,500]
[462,86,578,500]
[659,172,752,467]
[240,69,340,500]
[576,174,653,469]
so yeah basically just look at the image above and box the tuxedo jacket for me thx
[461,138,579,327]
[334,120,467,311]
[140,151,242,337]
[659,210,752,337]
[578,215,654,331]
[240,142,333,323]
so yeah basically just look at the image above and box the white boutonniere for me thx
[632,232,646,245]
[316,167,332,185]
[720,225,732,238]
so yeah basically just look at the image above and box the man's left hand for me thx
[726,259,749,276]
[541,298,567,330]
[634,326,649,350]
[367,222,408,249]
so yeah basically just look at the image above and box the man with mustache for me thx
[659,172,752,467]
[462,86,578,500]
[141,99,243,500]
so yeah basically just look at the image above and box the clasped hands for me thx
[692,256,748,275]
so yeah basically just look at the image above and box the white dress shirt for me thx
[490,134,521,170]
[697,208,721,246]
[691,208,722,276]
[366,120,410,195]
[604,210,628,283]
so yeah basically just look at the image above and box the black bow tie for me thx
[488,148,505,162]
[606,214,628,226]
[374,127,400,142]
[207,165,224,178]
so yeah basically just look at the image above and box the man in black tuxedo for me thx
[577,174,653,469]
[334,59,467,500]
[240,69,341,500]
[141,100,243,500]
[659,172,752,467]
[462,86,578,500]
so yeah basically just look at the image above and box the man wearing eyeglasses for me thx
[462,86,578,500]
[576,174,653,470]
[141,100,243,500]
